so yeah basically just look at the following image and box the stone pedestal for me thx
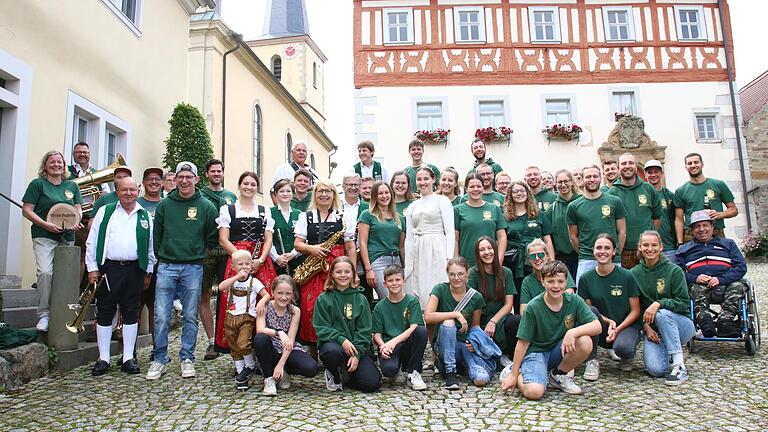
[48,246,80,351]
[597,115,667,170]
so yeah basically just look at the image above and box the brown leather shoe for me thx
[204,344,218,360]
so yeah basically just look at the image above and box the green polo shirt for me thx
[517,293,596,353]
[673,178,734,230]
[372,294,424,342]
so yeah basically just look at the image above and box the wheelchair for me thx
[688,278,761,356]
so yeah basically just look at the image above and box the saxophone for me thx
[293,224,346,286]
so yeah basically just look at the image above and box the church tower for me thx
[248,0,326,127]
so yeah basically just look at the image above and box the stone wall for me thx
[745,104,768,233]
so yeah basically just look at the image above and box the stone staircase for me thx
[1,275,37,328]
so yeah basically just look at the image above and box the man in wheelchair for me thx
[675,210,747,338]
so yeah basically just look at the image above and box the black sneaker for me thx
[444,372,460,390]
[235,367,253,390]
[717,320,741,338]
[697,315,716,338]
[91,360,110,377]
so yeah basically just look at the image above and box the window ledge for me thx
[99,0,142,38]
[696,139,722,144]
[383,41,415,47]
[531,40,561,44]
[455,40,486,45]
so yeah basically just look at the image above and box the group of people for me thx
[20,136,749,398]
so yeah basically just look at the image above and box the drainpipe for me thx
[717,0,752,231]
[221,32,243,185]
[328,145,338,177]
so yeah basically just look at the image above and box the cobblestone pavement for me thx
[3,266,768,431]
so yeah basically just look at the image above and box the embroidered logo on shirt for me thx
[64,190,74,200]
[140,219,149,230]
[656,278,665,294]
[344,303,353,320]
[187,207,198,220]
[564,314,575,329]
[483,211,492,220]
[601,205,612,218]
[638,194,648,206]
[610,286,623,296]
[661,199,668,209]
[493,200,502,207]
[403,307,411,321]
[527,221,539,228]
[706,189,715,199]
[543,202,551,211]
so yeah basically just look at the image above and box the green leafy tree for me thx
[163,103,214,187]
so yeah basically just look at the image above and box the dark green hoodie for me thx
[153,189,218,264]
[630,255,689,315]
[608,177,661,249]
[312,286,372,358]
[548,193,580,256]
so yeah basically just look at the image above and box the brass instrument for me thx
[72,154,127,214]
[292,224,346,286]
[65,275,106,334]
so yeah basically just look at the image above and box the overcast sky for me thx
[221,0,767,172]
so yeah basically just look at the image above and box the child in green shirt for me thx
[372,265,427,391]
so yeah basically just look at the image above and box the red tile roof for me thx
[739,69,768,123]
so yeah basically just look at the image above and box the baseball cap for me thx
[644,160,663,171]
[143,167,164,179]
[114,166,133,176]
[175,161,198,176]
[689,210,713,227]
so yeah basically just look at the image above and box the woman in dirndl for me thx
[293,178,357,357]
[214,171,277,353]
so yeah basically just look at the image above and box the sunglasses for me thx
[528,252,546,260]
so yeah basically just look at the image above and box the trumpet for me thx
[65,275,107,334]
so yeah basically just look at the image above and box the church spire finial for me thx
[262,0,309,38]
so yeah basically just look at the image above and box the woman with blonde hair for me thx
[390,170,416,217]
[437,167,462,206]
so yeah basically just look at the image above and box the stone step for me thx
[3,306,39,329]
[1,288,37,308]
[0,275,22,290]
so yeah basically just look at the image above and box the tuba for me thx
[72,154,127,214]
[292,224,346,286]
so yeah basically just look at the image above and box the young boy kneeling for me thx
[501,261,600,399]
[372,265,427,390]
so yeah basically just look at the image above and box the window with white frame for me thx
[416,102,444,130]
[383,8,414,45]
[529,7,561,43]
[109,0,138,22]
[65,91,130,168]
[612,91,636,116]
[603,7,635,41]
[454,7,485,43]
[253,104,263,193]
[478,101,505,128]
[675,6,706,41]
[100,0,142,35]
[695,114,717,140]
[545,99,571,125]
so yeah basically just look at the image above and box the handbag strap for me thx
[453,288,478,313]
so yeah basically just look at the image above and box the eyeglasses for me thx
[146,177,162,183]
[511,189,527,195]
[528,252,546,260]
[176,175,195,181]
[315,189,334,195]
[556,180,571,185]
[343,184,360,188]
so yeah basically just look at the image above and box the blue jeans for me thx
[642,309,696,377]
[520,340,564,387]
[152,263,204,364]
[436,324,495,384]
[370,254,401,300]
[663,250,677,261]
[575,259,597,285]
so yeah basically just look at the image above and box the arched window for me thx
[253,104,263,193]
[285,132,293,163]
[312,62,317,88]
[271,55,282,81]
[309,153,316,170]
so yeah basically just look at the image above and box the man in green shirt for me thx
[673,152,737,243]
[607,153,661,269]
[290,169,313,212]
[461,164,504,206]
[500,261,600,399]
[403,139,440,194]
[525,166,557,212]
[566,165,626,283]
[644,160,677,259]
[372,265,427,390]
[90,166,133,219]
[600,159,618,192]
[200,159,238,360]
[467,139,503,179]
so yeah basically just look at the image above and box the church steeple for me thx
[262,0,309,38]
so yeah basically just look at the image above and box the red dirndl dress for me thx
[298,244,346,344]
[213,241,277,353]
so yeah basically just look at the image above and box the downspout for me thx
[717,0,752,231]
[221,32,243,185]
[328,145,338,178]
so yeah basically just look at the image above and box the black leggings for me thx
[319,341,382,393]
[253,333,319,378]
[502,314,522,355]
[379,326,427,377]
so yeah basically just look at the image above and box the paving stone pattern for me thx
[2,266,768,431]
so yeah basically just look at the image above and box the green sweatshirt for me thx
[608,177,661,250]
[153,189,218,264]
[312,286,372,358]
[629,255,689,315]
[548,193,580,256]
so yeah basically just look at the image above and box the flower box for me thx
[414,128,450,144]
[542,124,582,141]
[475,126,513,143]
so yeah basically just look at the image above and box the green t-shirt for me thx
[395,199,414,219]
[673,178,734,230]
[450,196,462,207]
[519,271,576,305]
[22,177,83,241]
[136,197,161,218]
[430,282,486,342]
[607,179,661,249]
[404,164,441,193]
[468,266,517,323]
[371,294,424,342]
[453,202,506,267]
[291,193,312,212]
[517,293,597,353]
[535,189,558,213]
[461,191,504,207]
[548,195,580,256]
[506,212,553,275]
[578,266,640,328]
[656,187,677,251]
[566,193,627,260]
[91,191,118,216]
[358,210,403,263]
[200,187,237,211]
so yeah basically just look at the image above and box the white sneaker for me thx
[549,370,583,395]
[607,349,621,362]
[146,361,167,380]
[499,364,514,384]
[407,371,427,391]
[172,300,183,312]
[181,359,196,378]
[35,316,49,332]
[324,369,342,391]
[583,359,600,381]
[499,355,513,368]
[618,358,633,372]
[277,374,291,390]
[262,377,277,396]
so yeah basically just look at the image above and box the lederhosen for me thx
[298,210,347,344]
[214,204,277,353]
[223,278,256,360]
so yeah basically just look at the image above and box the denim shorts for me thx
[520,340,564,387]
